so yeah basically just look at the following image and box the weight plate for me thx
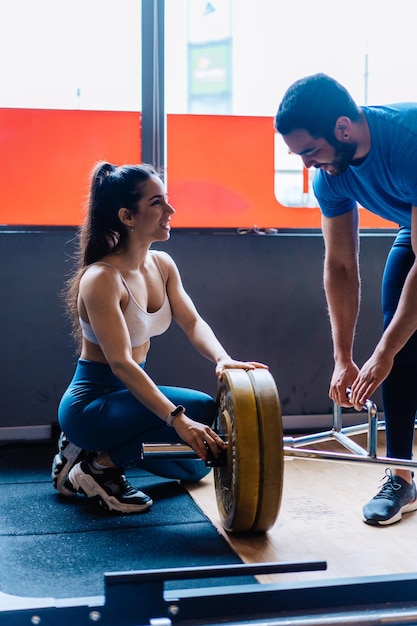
[214,369,283,533]
[248,369,284,532]
[214,369,261,532]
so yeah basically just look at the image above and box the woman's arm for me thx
[79,264,226,460]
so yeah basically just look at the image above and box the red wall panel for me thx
[0,109,141,225]
[0,109,396,229]
[166,113,396,229]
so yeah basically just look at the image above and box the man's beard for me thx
[327,139,357,176]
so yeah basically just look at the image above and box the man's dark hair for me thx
[275,73,362,142]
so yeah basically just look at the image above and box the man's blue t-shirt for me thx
[313,104,417,228]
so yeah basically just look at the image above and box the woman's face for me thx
[133,175,175,242]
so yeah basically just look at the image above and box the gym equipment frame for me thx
[5,562,417,625]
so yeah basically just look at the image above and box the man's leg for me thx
[363,228,417,525]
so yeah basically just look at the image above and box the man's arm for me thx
[322,209,361,406]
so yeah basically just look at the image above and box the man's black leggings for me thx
[382,226,417,460]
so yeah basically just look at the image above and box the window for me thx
[1,0,414,227]
[0,0,141,111]
[165,0,417,214]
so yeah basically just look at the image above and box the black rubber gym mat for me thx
[0,442,252,599]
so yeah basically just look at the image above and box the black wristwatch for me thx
[166,405,186,427]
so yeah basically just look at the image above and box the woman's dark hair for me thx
[64,161,161,348]
[82,161,160,265]
[275,73,362,143]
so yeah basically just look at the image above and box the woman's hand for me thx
[215,358,269,380]
[172,414,226,462]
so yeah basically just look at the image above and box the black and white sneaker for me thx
[363,468,417,526]
[51,432,86,497]
[67,460,153,514]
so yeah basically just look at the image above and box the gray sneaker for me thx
[363,468,417,526]
[51,432,86,497]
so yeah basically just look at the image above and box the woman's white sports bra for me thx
[79,255,172,348]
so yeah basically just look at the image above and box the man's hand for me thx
[350,351,394,409]
[329,360,359,407]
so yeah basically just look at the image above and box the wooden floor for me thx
[186,431,417,585]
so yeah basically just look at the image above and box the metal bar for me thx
[143,389,415,472]
[214,606,417,626]
[284,446,417,470]
[106,560,327,584]
[368,404,379,458]
[142,424,384,457]
[332,431,369,456]
[144,424,417,471]
[142,443,198,459]
[283,421,385,449]
[105,570,417,626]
[332,402,343,431]
[286,430,335,447]
[141,0,165,168]
[335,421,385,436]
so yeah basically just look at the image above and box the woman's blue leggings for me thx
[382,226,417,460]
[58,359,216,482]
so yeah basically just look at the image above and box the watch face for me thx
[172,405,185,416]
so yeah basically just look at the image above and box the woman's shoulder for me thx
[151,249,173,261]
[80,262,124,289]
[150,249,176,271]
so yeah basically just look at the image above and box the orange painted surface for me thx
[0,109,141,226]
[166,114,396,229]
[0,109,397,228]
